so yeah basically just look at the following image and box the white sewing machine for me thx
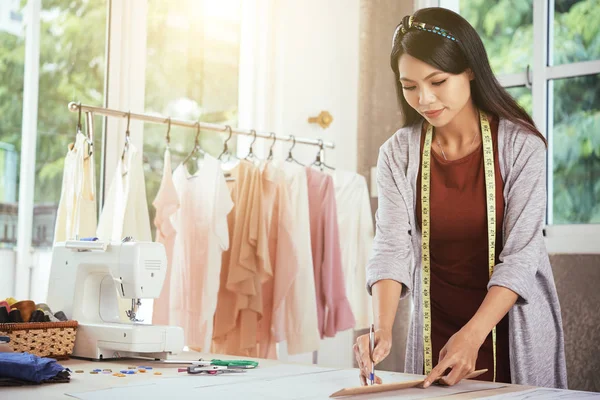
[46,238,184,360]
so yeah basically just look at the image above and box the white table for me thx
[0,352,543,399]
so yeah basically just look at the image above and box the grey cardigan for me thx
[366,118,568,388]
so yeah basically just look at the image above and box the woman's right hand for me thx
[353,327,393,386]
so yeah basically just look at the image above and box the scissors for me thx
[185,365,248,375]
[163,358,259,370]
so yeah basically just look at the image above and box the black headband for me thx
[392,15,459,48]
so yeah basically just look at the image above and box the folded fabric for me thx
[54,311,68,321]
[8,309,22,323]
[29,310,45,323]
[0,352,69,384]
[0,370,70,387]
[0,307,8,323]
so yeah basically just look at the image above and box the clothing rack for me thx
[67,102,335,149]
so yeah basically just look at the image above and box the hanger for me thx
[120,111,131,177]
[121,111,131,161]
[312,139,335,171]
[267,133,276,160]
[218,125,238,161]
[216,125,238,182]
[76,102,93,159]
[285,135,304,166]
[244,129,259,161]
[182,121,206,168]
[165,117,171,149]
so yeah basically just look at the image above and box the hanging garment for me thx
[256,162,299,359]
[332,170,374,330]
[97,142,151,242]
[151,148,180,326]
[54,132,97,243]
[168,154,233,350]
[97,142,152,322]
[212,160,267,356]
[305,168,355,338]
[274,161,320,355]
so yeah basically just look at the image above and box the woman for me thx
[354,7,567,389]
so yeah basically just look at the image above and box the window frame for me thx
[14,0,41,300]
[416,0,600,253]
[11,0,112,299]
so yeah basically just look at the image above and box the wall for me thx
[550,254,600,392]
[0,250,16,298]
[268,0,359,172]
[0,248,52,305]
[356,0,413,373]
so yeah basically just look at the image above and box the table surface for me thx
[3,351,535,399]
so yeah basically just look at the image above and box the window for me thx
[505,86,532,116]
[34,0,106,247]
[143,0,242,239]
[459,0,534,76]
[0,0,107,297]
[550,73,600,224]
[553,0,600,65]
[433,0,600,251]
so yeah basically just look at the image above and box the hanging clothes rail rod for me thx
[68,102,335,149]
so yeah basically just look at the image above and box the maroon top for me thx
[416,116,511,383]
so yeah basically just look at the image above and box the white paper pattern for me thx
[66,366,507,400]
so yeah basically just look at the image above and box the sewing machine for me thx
[46,239,184,360]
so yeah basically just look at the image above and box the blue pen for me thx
[369,323,375,385]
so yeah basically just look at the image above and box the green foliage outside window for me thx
[462,0,600,223]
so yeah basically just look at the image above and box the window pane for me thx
[553,0,600,65]
[458,0,533,75]
[505,86,532,116]
[0,1,25,249]
[0,2,108,249]
[144,0,241,239]
[34,1,107,248]
[552,73,600,224]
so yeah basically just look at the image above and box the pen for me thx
[369,323,375,385]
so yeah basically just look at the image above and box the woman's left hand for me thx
[423,327,484,388]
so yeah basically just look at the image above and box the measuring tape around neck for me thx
[421,110,497,382]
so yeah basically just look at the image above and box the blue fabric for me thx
[0,352,66,383]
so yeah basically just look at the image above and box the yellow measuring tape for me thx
[421,110,496,382]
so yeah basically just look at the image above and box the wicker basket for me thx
[0,321,78,360]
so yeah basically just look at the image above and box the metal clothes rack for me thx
[67,102,335,149]
[67,103,334,365]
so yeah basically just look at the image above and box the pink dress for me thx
[256,162,299,359]
[169,154,233,350]
[152,149,179,326]
[305,168,355,338]
[212,161,267,356]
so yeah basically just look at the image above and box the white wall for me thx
[239,0,359,172]
[0,250,16,298]
[29,249,53,304]
[1,248,52,305]
[273,0,359,172]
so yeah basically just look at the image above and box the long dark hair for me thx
[391,8,546,145]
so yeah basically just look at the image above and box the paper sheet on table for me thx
[66,366,506,400]
[65,364,338,399]
[475,387,600,399]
